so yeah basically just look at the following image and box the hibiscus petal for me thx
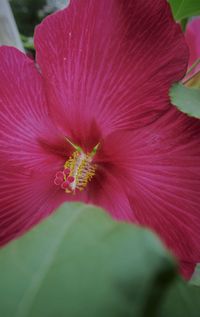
[87,168,136,222]
[0,168,66,246]
[98,109,200,279]
[34,0,188,140]
[0,47,69,245]
[0,47,70,169]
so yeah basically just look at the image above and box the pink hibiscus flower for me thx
[0,0,199,279]
[185,17,200,76]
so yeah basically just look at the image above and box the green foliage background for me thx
[10,0,47,36]
[0,203,200,317]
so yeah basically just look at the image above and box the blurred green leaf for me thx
[0,203,199,317]
[170,83,200,118]
[190,264,200,287]
[169,0,200,20]
[160,277,200,317]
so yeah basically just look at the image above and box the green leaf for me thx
[0,203,175,317]
[169,0,200,20]
[190,264,200,287]
[170,83,200,118]
[160,277,200,317]
[0,203,199,317]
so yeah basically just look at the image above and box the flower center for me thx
[54,141,99,194]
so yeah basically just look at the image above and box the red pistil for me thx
[61,181,70,189]
[67,176,75,183]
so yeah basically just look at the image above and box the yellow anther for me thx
[64,150,97,193]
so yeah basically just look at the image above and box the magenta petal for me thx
[98,109,200,279]
[34,0,188,138]
[0,168,67,246]
[0,47,69,170]
[0,47,70,245]
[88,169,136,222]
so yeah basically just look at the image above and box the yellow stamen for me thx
[64,150,97,193]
